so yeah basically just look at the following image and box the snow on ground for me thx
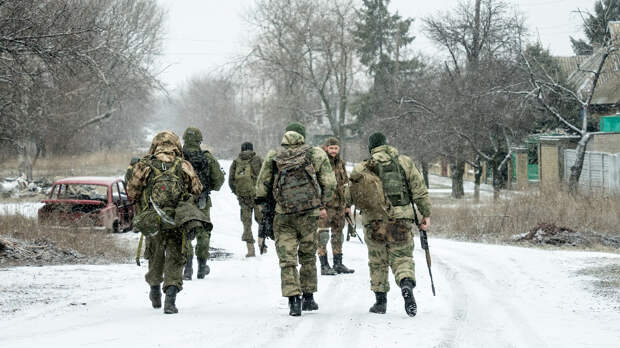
[1,160,620,347]
[0,202,44,218]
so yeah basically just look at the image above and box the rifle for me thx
[344,211,363,244]
[257,192,276,255]
[413,210,436,296]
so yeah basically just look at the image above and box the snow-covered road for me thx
[1,161,619,347]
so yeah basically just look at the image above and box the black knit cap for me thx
[285,122,306,138]
[241,142,253,151]
[368,132,387,152]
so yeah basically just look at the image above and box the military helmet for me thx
[183,126,203,144]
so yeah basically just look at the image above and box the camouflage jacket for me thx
[127,131,202,206]
[326,154,350,211]
[255,131,336,216]
[228,150,263,197]
[350,145,431,225]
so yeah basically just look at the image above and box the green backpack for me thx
[134,157,185,235]
[234,157,255,197]
[273,145,322,214]
[374,156,411,207]
[349,162,393,220]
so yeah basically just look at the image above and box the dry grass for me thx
[0,215,133,264]
[1,151,137,178]
[432,189,620,250]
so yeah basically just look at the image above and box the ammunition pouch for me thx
[367,219,412,243]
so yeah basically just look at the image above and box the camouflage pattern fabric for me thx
[318,208,345,256]
[239,196,262,243]
[129,131,200,294]
[229,150,263,197]
[274,213,319,296]
[185,205,212,259]
[349,144,431,225]
[181,128,225,260]
[143,220,186,292]
[229,151,263,243]
[363,220,415,293]
[255,131,336,216]
[255,130,335,297]
[318,153,349,257]
[127,131,202,202]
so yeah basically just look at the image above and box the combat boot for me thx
[369,292,387,314]
[332,254,354,274]
[400,278,417,317]
[301,293,319,311]
[183,257,193,280]
[197,257,210,279]
[288,295,302,316]
[149,285,161,309]
[163,286,179,314]
[246,242,256,257]
[319,255,336,276]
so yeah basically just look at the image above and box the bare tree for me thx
[519,39,617,193]
[246,0,357,148]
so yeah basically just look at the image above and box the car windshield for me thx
[52,184,108,203]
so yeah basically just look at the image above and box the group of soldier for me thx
[126,122,431,318]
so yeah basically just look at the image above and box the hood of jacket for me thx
[239,150,256,160]
[281,131,305,147]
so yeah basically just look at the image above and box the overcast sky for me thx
[156,0,590,90]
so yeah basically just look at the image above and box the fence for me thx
[563,149,620,193]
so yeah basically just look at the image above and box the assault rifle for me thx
[345,211,363,244]
[413,210,436,296]
[257,192,276,255]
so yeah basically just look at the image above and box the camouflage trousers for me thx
[317,207,344,256]
[274,213,319,297]
[186,206,212,259]
[364,220,415,293]
[239,196,263,243]
[144,229,186,291]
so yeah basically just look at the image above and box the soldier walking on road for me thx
[318,137,354,276]
[128,131,206,314]
[349,132,431,317]
[229,142,264,257]
[255,123,336,316]
[181,127,225,280]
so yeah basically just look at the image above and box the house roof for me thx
[560,21,620,105]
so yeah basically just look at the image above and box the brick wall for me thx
[589,132,620,154]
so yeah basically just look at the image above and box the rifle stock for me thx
[414,210,436,296]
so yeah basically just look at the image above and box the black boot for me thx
[197,257,210,279]
[319,255,336,276]
[301,293,319,311]
[183,257,193,281]
[288,295,302,316]
[332,254,354,274]
[400,278,417,317]
[149,285,161,309]
[163,286,179,314]
[369,292,387,314]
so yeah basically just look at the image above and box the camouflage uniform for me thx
[351,144,431,293]
[228,149,263,250]
[127,131,202,303]
[318,152,349,256]
[182,127,225,278]
[255,131,336,298]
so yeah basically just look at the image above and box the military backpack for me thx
[373,156,411,207]
[349,162,393,220]
[273,145,322,214]
[134,157,186,236]
[234,157,256,197]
